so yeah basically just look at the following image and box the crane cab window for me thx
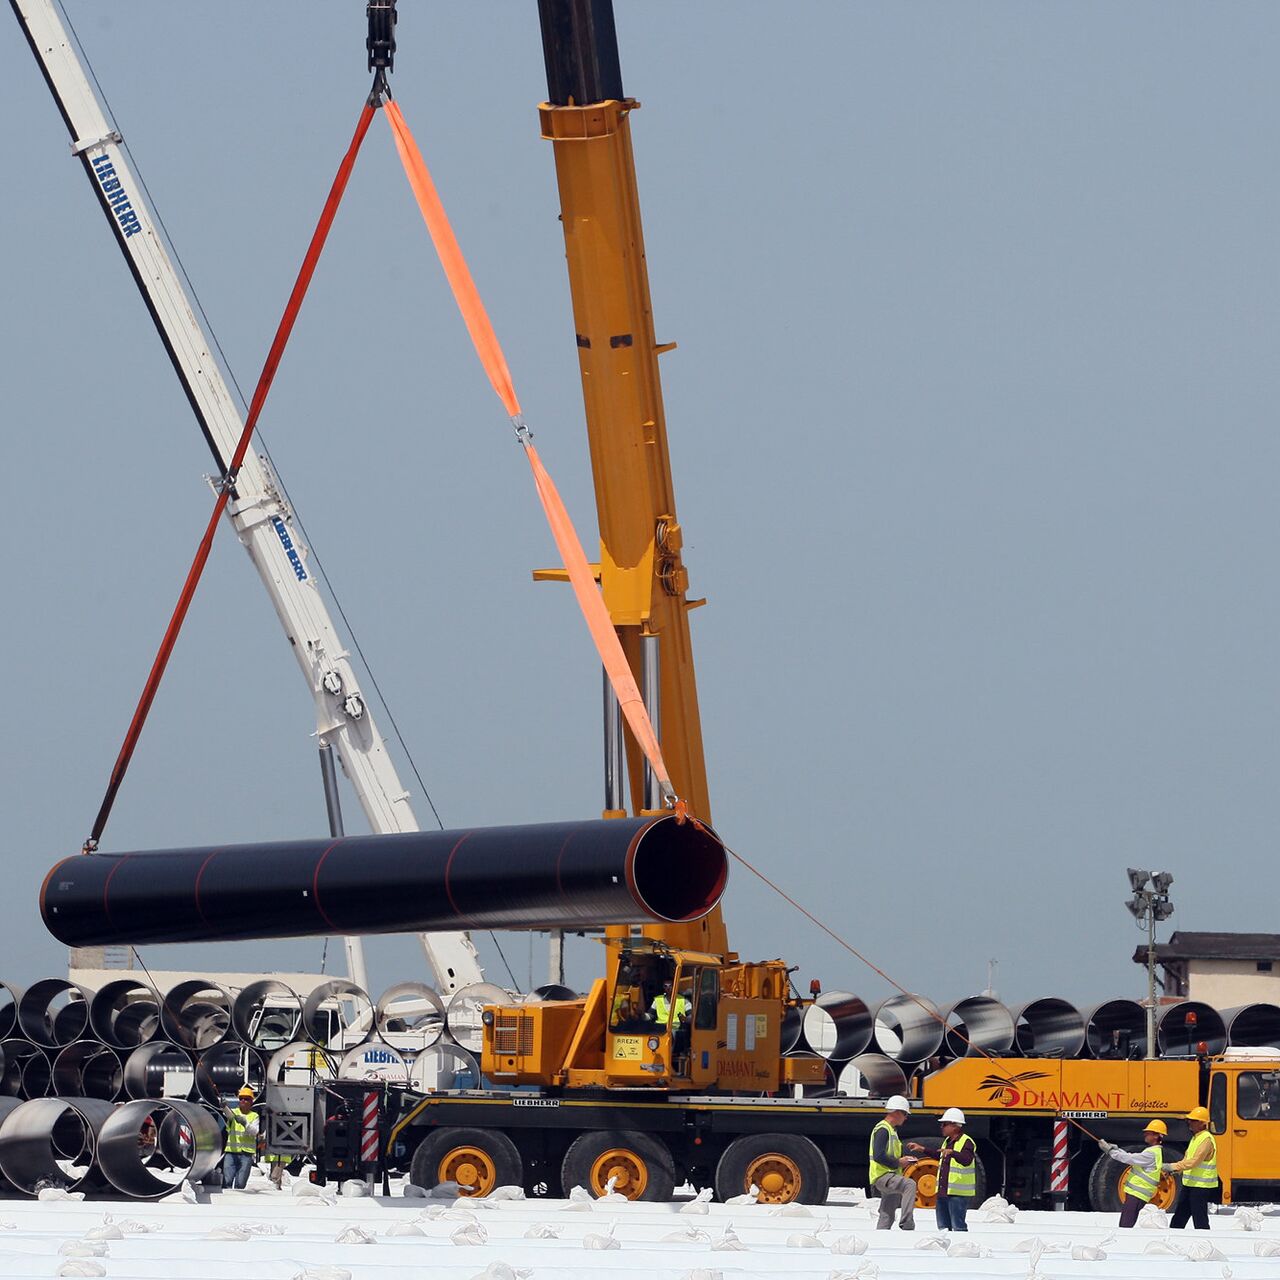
[694,968,719,1031]
[610,953,676,1033]
[1236,1072,1280,1121]
[1209,1072,1227,1135]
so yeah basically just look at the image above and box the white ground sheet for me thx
[0,1177,1275,1279]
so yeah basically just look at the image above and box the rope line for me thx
[722,840,1105,1145]
[84,103,376,852]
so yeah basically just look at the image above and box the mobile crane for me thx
[386,2,1280,1210]
[12,0,483,996]
[16,2,1280,1212]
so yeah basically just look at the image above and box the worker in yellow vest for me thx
[907,1106,977,1231]
[1099,1119,1166,1228]
[221,1085,260,1190]
[868,1095,919,1230]
[651,980,690,1025]
[1167,1106,1217,1229]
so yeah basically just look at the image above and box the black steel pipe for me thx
[52,1041,123,1101]
[375,981,445,1052]
[232,979,303,1049]
[20,1051,51,1099]
[0,983,20,1040]
[303,980,373,1047]
[1014,997,1086,1058]
[124,1041,196,1101]
[195,1044,265,1106]
[160,981,232,1051]
[89,979,161,1049]
[0,1040,42,1098]
[1224,1003,1280,1049]
[944,996,1015,1058]
[96,1098,222,1198]
[18,979,92,1048]
[1157,1001,1227,1057]
[1085,999,1148,1059]
[41,815,728,947]
[803,991,874,1060]
[448,983,515,1054]
[0,1096,115,1194]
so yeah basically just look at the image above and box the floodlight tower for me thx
[1126,868,1175,1059]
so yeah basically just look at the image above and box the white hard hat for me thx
[941,1107,966,1125]
[885,1095,911,1114]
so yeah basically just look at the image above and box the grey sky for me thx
[3,3,1277,1012]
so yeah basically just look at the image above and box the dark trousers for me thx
[1118,1194,1147,1228]
[935,1194,969,1231]
[1170,1186,1213,1230]
[221,1151,253,1189]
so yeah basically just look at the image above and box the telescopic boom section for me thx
[535,0,725,956]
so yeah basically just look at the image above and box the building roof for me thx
[1133,931,1280,965]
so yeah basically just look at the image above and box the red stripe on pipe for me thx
[192,847,224,927]
[310,839,345,933]
[101,855,131,931]
[554,832,573,902]
[442,832,473,918]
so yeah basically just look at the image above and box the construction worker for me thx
[869,1094,919,1230]
[264,1151,290,1190]
[1099,1119,1166,1227]
[651,979,690,1025]
[907,1106,977,1231]
[1167,1106,1217,1229]
[221,1085,260,1190]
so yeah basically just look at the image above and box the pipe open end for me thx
[630,816,728,923]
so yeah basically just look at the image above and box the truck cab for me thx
[1207,1053,1280,1204]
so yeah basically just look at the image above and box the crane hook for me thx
[367,0,397,105]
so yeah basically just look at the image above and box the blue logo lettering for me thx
[270,515,308,581]
[90,153,141,240]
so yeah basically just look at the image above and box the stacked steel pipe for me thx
[1,965,1275,1195]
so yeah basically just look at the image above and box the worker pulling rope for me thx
[83,102,378,852]
[382,99,679,809]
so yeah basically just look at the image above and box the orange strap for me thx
[523,441,673,801]
[383,100,521,419]
[383,101,677,806]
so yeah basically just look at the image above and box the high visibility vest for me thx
[942,1131,977,1197]
[1181,1131,1219,1189]
[224,1109,259,1155]
[1123,1144,1164,1202]
[652,993,689,1023]
[869,1119,902,1186]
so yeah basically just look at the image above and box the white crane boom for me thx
[13,0,483,995]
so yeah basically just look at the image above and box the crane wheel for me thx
[906,1157,942,1208]
[905,1151,987,1209]
[1119,1165,1180,1212]
[1087,1146,1181,1212]
[714,1133,829,1205]
[410,1126,522,1199]
[560,1129,675,1202]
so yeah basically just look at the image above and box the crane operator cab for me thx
[604,942,790,1091]
[482,941,805,1093]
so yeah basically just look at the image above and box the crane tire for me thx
[410,1126,522,1199]
[714,1132,829,1205]
[560,1129,675,1202]
[1087,1145,1182,1213]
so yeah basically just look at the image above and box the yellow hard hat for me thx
[237,1086,255,1098]
[1143,1119,1168,1136]
[1186,1106,1210,1124]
